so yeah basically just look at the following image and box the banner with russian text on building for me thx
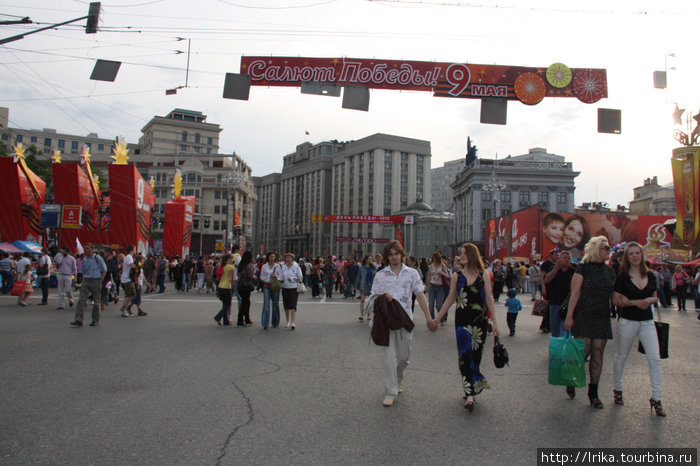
[312,214,412,224]
[335,237,390,244]
[163,196,195,258]
[109,164,154,255]
[671,149,700,245]
[0,157,45,244]
[241,56,607,104]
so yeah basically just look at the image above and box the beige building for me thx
[628,176,676,216]
[252,172,282,256]
[141,109,256,254]
[431,158,466,213]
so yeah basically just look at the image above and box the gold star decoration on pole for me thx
[51,150,62,164]
[12,142,41,197]
[111,137,130,164]
[149,176,155,192]
[173,169,182,199]
[81,146,101,202]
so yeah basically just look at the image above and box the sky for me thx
[1,0,699,210]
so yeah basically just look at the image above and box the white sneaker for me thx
[290,323,295,330]
[285,321,291,328]
[398,381,403,394]
[382,396,394,407]
[121,309,130,317]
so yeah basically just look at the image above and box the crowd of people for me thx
[3,238,698,415]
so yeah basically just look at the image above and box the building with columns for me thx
[451,148,578,251]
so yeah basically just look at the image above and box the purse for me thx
[531,298,548,317]
[493,336,509,368]
[270,277,282,292]
[638,305,669,359]
[11,280,26,296]
[238,273,255,292]
[297,281,307,293]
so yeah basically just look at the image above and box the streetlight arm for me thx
[0,15,87,45]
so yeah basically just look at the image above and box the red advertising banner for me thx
[163,196,195,258]
[312,214,411,224]
[60,205,82,229]
[486,216,511,262]
[109,164,154,255]
[394,228,404,248]
[510,205,541,262]
[0,157,45,243]
[335,237,390,244]
[52,162,109,249]
[241,56,607,105]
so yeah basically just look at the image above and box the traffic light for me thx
[203,218,210,229]
[193,218,200,229]
[86,2,101,34]
[233,225,242,236]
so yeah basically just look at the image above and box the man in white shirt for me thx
[54,248,76,310]
[120,245,136,317]
[371,240,437,407]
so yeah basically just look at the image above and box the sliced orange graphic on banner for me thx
[514,72,546,105]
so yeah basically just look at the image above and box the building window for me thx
[401,198,407,206]
[501,190,511,202]
[384,185,391,193]
[71,141,78,150]
[401,163,408,171]
[557,192,567,204]
[538,192,548,205]
[194,146,200,153]
[98,143,104,151]
[501,208,511,216]
[416,164,423,173]
[369,161,374,170]
[208,137,213,145]
[482,208,492,221]
[400,187,407,195]
[384,173,392,181]
[417,155,424,162]
[215,190,221,199]
[384,150,392,158]
[214,220,220,231]
[214,206,220,214]
[384,196,391,205]
[519,191,530,205]
[417,189,423,200]
[57,139,65,149]
[30,136,37,143]
[400,175,408,183]
[482,191,492,201]
[384,160,392,170]
[181,131,187,142]
[401,152,408,160]
[416,176,423,185]
[44,138,51,146]
[194,133,201,144]
[180,145,187,151]
[16,134,22,142]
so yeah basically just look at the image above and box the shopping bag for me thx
[548,331,586,387]
[531,298,548,317]
[10,280,26,296]
[297,281,306,294]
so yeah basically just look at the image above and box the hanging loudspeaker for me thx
[223,73,251,100]
[598,108,621,134]
[90,59,121,82]
[342,86,369,111]
[653,71,667,89]
[480,97,507,125]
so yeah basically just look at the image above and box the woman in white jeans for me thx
[611,242,665,416]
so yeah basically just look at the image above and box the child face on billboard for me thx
[544,220,564,244]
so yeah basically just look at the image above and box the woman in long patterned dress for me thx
[564,236,616,409]
[435,243,500,411]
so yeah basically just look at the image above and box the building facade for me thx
[382,201,454,260]
[628,176,676,216]
[252,173,282,257]
[252,133,432,258]
[431,158,465,212]
[452,148,579,251]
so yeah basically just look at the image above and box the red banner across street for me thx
[335,237,390,244]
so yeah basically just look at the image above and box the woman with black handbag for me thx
[611,242,665,416]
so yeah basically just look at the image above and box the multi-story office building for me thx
[252,173,282,256]
[252,133,432,258]
[431,158,466,213]
[0,107,144,168]
[140,109,256,254]
[452,147,578,251]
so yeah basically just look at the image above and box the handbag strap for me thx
[652,304,662,323]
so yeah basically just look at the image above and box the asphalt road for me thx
[1,286,698,465]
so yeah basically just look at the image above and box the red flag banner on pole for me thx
[163,196,195,258]
[0,157,45,243]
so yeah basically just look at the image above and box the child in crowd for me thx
[504,288,522,336]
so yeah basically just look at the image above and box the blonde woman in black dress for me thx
[564,236,616,409]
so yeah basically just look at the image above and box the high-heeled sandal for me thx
[649,398,666,417]
[613,390,624,405]
[565,386,575,399]
[464,396,475,412]
[587,383,603,409]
